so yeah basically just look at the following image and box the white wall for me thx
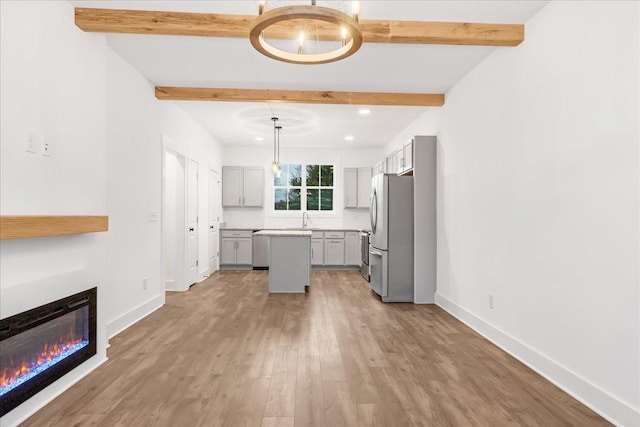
[0,2,225,424]
[0,1,108,425]
[223,146,380,230]
[104,48,164,337]
[434,1,639,425]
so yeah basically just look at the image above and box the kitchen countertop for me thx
[222,227,362,232]
[253,230,313,237]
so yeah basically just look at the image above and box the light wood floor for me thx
[23,270,609,427]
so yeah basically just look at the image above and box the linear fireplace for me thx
[0,287,97,416]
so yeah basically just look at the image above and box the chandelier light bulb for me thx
[298,31,305,54]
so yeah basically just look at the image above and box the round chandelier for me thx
[249,1,363,65]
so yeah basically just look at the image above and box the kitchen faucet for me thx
[302,211,310,228]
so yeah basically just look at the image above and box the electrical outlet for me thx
[41,136,50,156]
[143,277,148,290]
[25,131,36,153]
[489,294,494,310]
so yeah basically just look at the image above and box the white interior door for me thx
[162,146,186,292]
[208,169,220,273]
[187,159,199,286]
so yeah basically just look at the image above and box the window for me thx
[305,165,333,211]
[274,164,334,211]
[274,164,302,210]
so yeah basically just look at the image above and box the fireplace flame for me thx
[0,328,87,394]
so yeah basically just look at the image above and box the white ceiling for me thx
[73,0,549,148]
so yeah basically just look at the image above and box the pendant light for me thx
[271,116,281,176]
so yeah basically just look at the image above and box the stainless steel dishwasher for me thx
[252,232,269,269]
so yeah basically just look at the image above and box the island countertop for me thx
[253,230,312,237]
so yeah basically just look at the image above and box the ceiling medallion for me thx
[249,1,363,65]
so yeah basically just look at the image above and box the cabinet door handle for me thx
[189,227,194,232]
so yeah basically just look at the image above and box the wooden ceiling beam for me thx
[155,87,445,107]
[75,7,524,47]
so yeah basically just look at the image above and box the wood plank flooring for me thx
[22,271,609,426]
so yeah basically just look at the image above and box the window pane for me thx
[274,164,289,187]
[289,189,301,210]
[320,189,333,210]
[274,189,287,210]
[307,189,319,210]
[306,165,320,186]
[289,164,302,187]
[320,165,333,186]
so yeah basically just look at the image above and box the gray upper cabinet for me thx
[399,139,414,175]
[372,159,386,176]
[242,167,264,207]
[222,166,264,207]
[387,148,403,174]
[344,168,358,208]
[344,167,372,209]
[357,168,371,208]
[222,167,242,207]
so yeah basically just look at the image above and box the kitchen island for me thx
[253,230,312,293]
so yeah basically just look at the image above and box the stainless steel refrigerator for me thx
[369,173,414,302]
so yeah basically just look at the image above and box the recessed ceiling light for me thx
[358,108,371,115]
[255,136,264,141]
[345,136,354,141]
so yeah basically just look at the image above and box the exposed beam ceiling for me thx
[155,87,445,107]
[75,7,524,47]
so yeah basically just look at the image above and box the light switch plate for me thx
[25,131,36,153]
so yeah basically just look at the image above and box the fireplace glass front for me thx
[0,287,96,416]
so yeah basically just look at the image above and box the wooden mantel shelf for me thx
[0,216,109,240]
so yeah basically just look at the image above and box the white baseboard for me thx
[198,268,209,281]
[435,293,639,427]
[165,279,175,291]
[1,356,108,427]
[106,294,164,339]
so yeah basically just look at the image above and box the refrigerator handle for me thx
[370,187,377,234]
[369,248,383,257]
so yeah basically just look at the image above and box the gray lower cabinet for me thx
[220,230,253,267]
[252,234,269,268]
[345,232,361,266]
[324,239,345,265]
[311,239,324,265]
